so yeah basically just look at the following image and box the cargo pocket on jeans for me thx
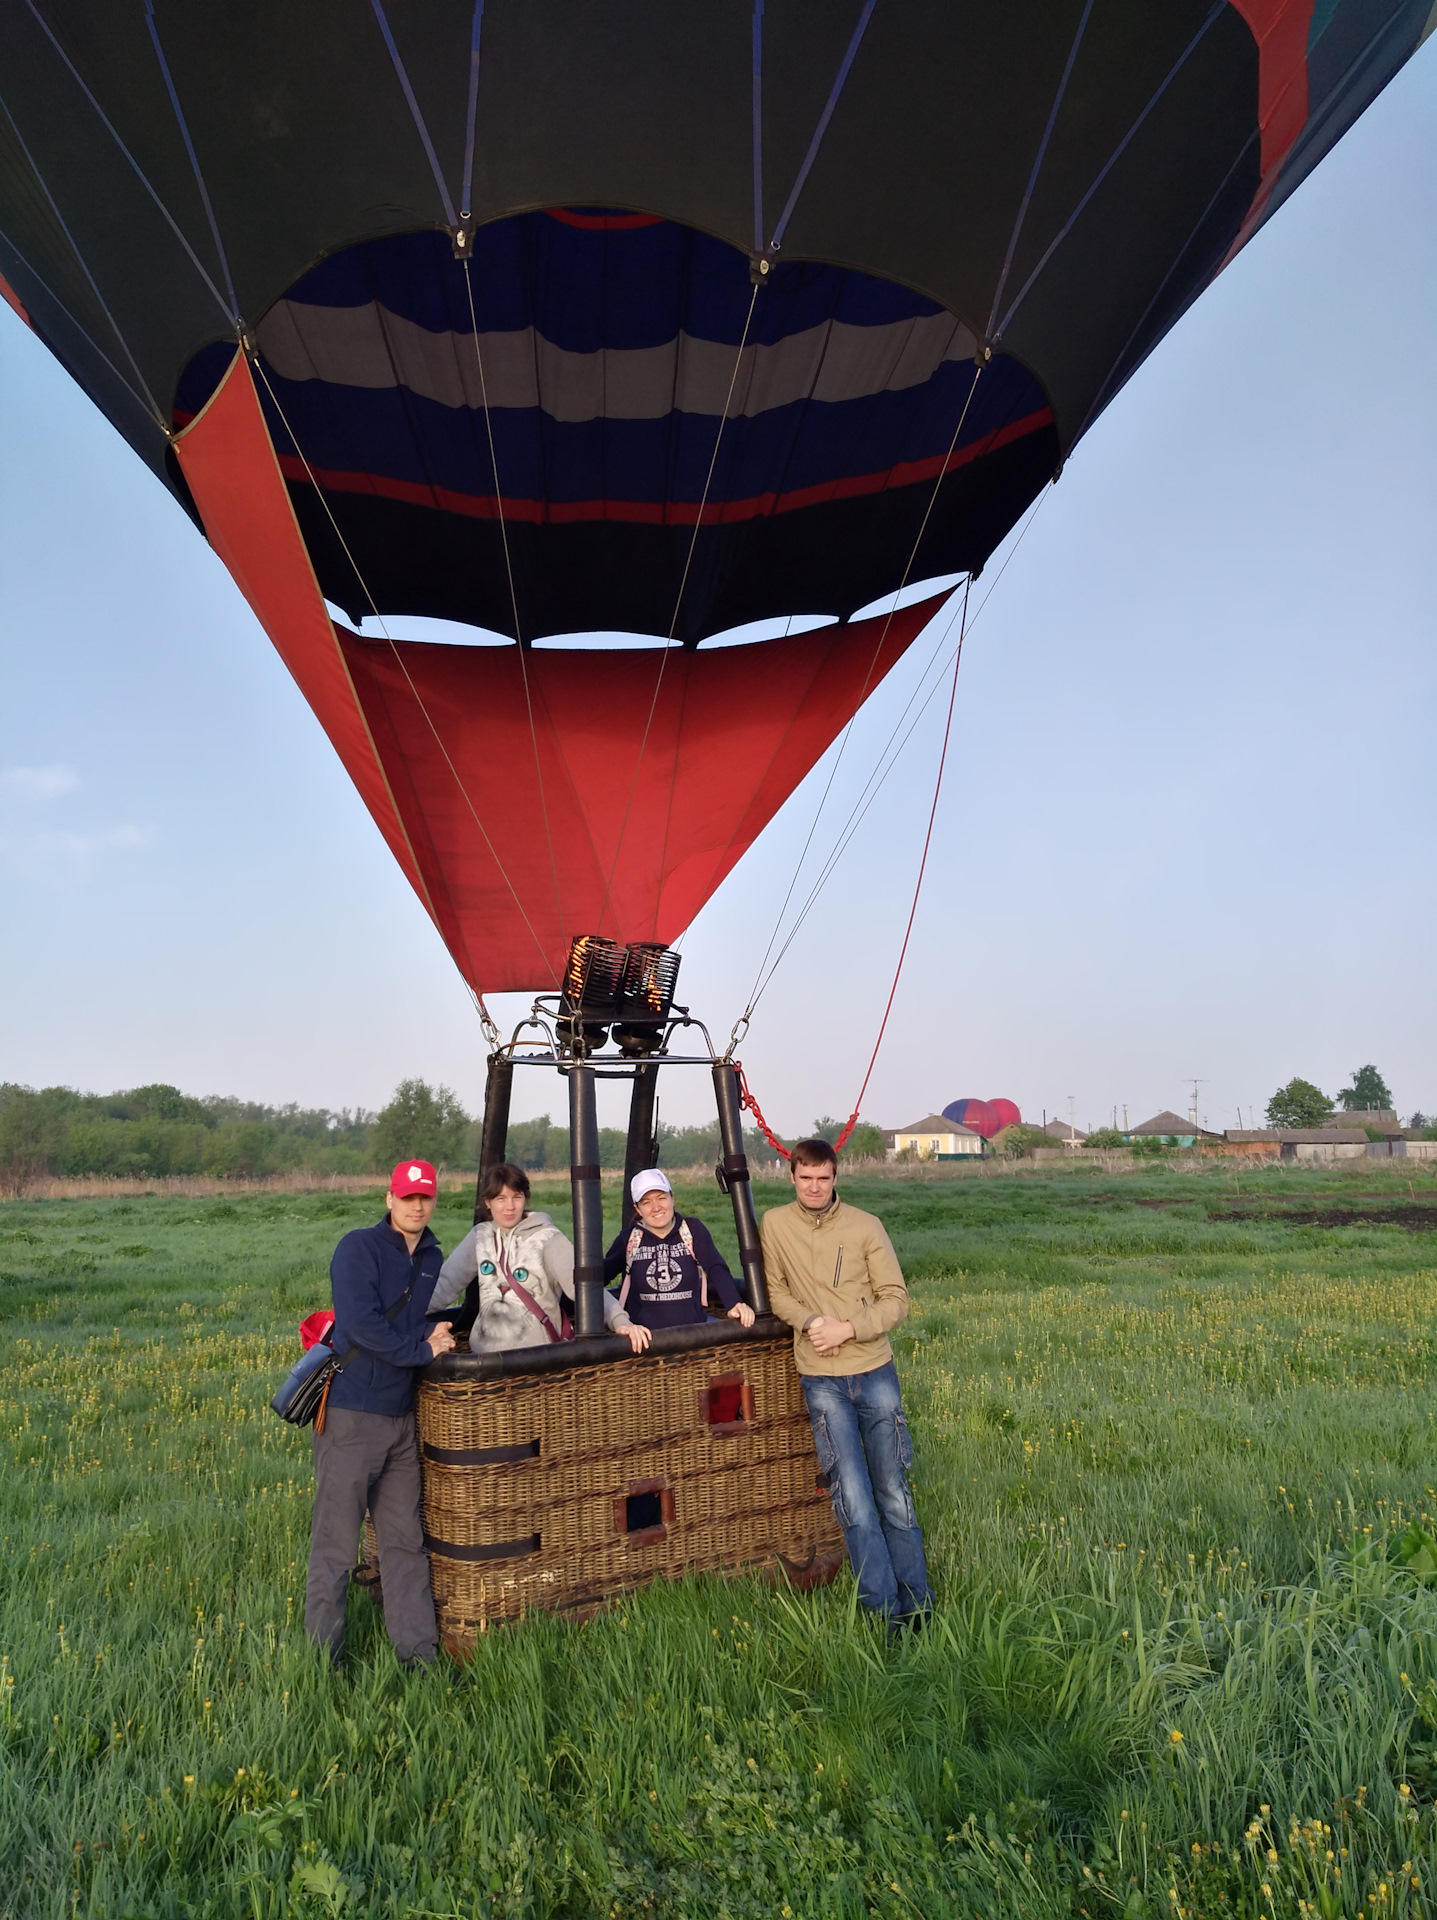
[891,1413,918,1525]
[812,1413,847,1528]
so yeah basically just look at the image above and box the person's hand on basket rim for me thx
[727,1301,756,1328]
[622,1322,652,1354]
[425,1320,457,1359]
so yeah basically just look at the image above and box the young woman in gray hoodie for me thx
[428,1162,647,1354]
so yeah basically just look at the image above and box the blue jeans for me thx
[801,1362,932,1620]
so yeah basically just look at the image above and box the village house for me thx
[886,1114,985,1160]
[1123,1110,1224,1148]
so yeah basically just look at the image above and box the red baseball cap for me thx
[389,1158,437,1197]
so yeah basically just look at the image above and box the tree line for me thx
[1262,1064,1429,1131]
[0,1077,885,1186]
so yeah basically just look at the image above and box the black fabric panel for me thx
[136,0,456,320]
[998,5,1260,449]
[0,111,168,487]
[289,422,1058,644]
[0,1,228,438]
[469,0,753,243]
[766,0,1077,345]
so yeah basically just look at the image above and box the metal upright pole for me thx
[472,1054,513,1223]
[569,1063,606,1336]
[621,1062,660,1229]
[713,1063,769,1315]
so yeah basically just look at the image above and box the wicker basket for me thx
[414,1326,842,1650]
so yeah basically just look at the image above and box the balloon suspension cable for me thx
[249,358,558,987]
[732,350,985,1040]
[729,575,974,1155]
[462,256,566,950]
[729,473,1050,1054]
[592,281,762,939]
[830,574,970,1152]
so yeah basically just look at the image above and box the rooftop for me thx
[891,1113,982,1138]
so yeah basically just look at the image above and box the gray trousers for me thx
[305,1406,438,1664]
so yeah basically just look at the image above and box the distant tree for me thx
[993,1123,1057,1157]
[110,1083,213,1126]
[1337,1065,1392,1112]
[371,1079,470,1170]
[1410,1111,1430,1131]
[504,1115,552,1170]
[1084,1127,1126,1150]
[1265,1078,1333,1129]
[841,1123,888,1160]
[811,1116,843,1146]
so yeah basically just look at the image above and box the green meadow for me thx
[3,1163,1437,1919]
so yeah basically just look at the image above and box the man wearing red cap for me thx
[304,1159,456,1670]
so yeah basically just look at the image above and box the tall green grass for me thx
[3,1166,1436,1917]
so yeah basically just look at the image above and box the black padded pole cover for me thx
[621,1062,660,1229]
[473,1054,514,1223]
[713,1063,769,1315]
[569,1063,606,1336]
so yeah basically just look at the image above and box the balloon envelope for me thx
[944,1098,999,1140]
[988,1099,1023,1132]
[0,1,1425,989]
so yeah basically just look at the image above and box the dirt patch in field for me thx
[1069,1194,1437,1231]
[1212,1205,1437,1232]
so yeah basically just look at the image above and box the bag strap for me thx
[330,1259,420,1370]
[617,1223,645,1309]
[491,1237,564,1343]
[503,1271,563,1343]
[678,1215,709,1306]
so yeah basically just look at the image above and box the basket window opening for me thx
[614,1478,676,1545]
[626,1490,664,1533]
[702,1372,755,1433]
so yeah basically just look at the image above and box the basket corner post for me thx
[713,1062,770,1316]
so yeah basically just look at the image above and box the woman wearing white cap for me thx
[603,1169,756,1334]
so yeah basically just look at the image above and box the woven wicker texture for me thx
[416,1332,843,1631]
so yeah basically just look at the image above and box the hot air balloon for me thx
[943,1097,999,1140]
[1,1,1426,1639]
[1,1,1428,993]
[988,1099,1022,1133]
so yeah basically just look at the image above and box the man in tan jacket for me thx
[760,1138,932,1628]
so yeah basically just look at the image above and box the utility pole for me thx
[1186,1078,1206,1127]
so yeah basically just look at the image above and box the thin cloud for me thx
[0,822,151,882]
[1,763,79,801]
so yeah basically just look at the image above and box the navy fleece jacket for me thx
[326,1216,444,1415]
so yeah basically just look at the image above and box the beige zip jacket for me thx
[759,1196,908,1376]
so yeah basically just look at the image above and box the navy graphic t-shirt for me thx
[601,1214,743,1329]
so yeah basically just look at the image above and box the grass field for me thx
[4,1162,1437,1919]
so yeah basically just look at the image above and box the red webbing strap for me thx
[736,1064,790,1161]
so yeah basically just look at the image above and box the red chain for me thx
[735,1063,791,1160]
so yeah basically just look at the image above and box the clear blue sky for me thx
[3,47,1433,1137]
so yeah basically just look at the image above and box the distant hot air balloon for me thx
[988,1099,1022,1133]
[944,1098,999,1140]
[0,1,1427,991]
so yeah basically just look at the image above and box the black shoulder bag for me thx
[270,1278,416,1428]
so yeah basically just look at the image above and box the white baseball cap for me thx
[630,1168,672,1203]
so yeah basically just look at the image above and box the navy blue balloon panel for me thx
[177,213,1056,645]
